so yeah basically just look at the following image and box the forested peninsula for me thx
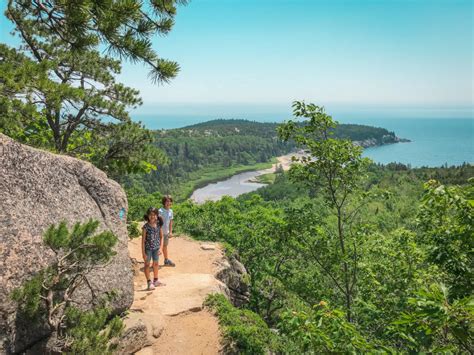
[121,119,408,200]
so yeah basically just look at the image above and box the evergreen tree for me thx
[0,0,187,175]
[12,220,122,353]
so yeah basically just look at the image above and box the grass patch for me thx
[252,172,276,184]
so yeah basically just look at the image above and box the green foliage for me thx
[11,272,45,320]
[393,283,473,353]
[122,120,294,198]
[6,0,186,83]
[65,306,124,354]
[174,165,467,353]
[332,123,400,144]
[174,137,472,353]
[11,220,121,352]
[0,0,181,175]
[278,102,371,203]
[354,228,432,337]
[89,121,168,178]
[127,221,141,239]
[205,294,280,354]
[125,187,162,221]
[278,101,372,321]
[119,104,473,352]
[253,172,276,184]
[279,302,380,353]
[417,179,474,299]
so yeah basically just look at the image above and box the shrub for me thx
[204,294,280,354]
[127,221,141,239]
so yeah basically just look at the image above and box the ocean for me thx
[133,113,473,168]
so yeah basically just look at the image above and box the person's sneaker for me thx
[147,281,155,290]
[153,279,166,287]
[164,259,176,267]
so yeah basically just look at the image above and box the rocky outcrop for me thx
[116,313,164,354]
[353,135,410,148]
[0,134,134,354]
[215,254,250,307]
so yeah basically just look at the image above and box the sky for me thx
[1,0,473,117]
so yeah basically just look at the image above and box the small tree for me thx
[417,179,473,300]
[12,220,123,353]
[278,101,370,321]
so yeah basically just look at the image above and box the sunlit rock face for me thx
[0,134,133,354]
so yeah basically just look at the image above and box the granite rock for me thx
[0,134,133,353]
[215,255,250,307]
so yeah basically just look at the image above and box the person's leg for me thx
[163,234,169,260]
[152,249,166,286]
[152,250,159,280]
[163,234,175,266]
[144,250,154,290]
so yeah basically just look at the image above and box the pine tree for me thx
[1,0,187,175]
[12,220,122,353]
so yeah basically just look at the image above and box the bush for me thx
[204,294,280,354]
[127,221,141,239]
[279,302,383,353]
[392,283,474,353]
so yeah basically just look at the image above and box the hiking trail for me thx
[125,235,226,354]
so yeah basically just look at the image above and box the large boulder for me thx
[0,134,134,354]
[215,254,250,307]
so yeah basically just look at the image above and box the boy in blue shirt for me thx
[159,195,175,267]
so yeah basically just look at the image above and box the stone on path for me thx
[201,243,217,250]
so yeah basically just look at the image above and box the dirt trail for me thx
[127,236,225,354]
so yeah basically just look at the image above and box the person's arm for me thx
[159,227,164,254]
[141,228,147,261]
[169,210,173,237]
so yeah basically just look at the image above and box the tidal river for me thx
[190,153,298,204]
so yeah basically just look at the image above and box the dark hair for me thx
[143,207,158,222]
[162,195,173,205]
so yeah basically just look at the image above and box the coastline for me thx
[188,137,411,201]
[187,138,416,202]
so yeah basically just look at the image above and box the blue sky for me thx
[1,0,472,116]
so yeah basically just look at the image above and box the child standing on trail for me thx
[142,207,165,290]
[159,195,175,267]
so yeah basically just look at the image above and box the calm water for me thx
[353,118,473,167]
[190,171,266,203]
[135,113,473,168]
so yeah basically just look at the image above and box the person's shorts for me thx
[145,249,159,263]
[163,233,170,247]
